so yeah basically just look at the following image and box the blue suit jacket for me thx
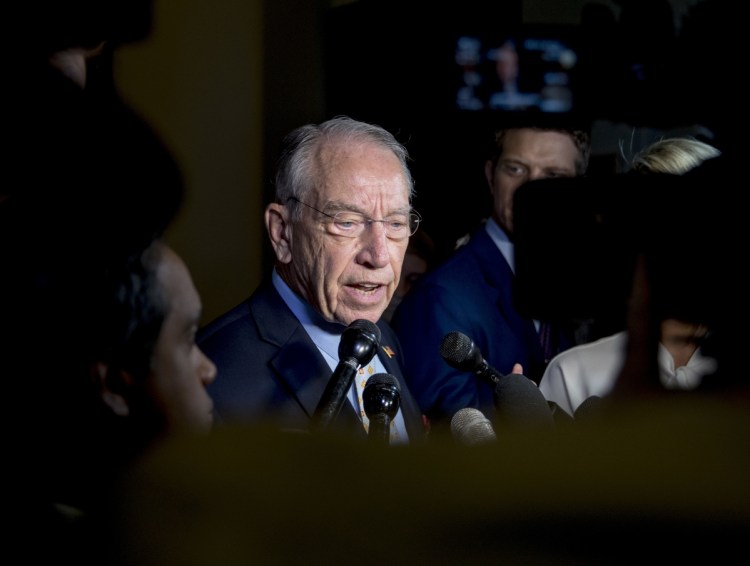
[198,278,426,440]
[391,227,571,428]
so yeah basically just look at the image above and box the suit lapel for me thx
[270,326,332,418]
[470,229,541,353]
[250,281,365,431]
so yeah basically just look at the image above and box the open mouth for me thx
[352,283,380,293]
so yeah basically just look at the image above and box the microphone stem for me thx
[311,358,358,431]
[368,415,391,445]
[478,360,501,384]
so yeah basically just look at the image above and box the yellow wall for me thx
[115,0,265,325]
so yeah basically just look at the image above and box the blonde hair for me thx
[631,137,721,175]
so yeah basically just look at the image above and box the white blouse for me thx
[539,331,718,417]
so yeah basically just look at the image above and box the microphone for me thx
[450,408,497,445]
[362,373,401,445]
[494,372,555,431]
[440,331,504,385]
[573,395,605,423]
[311,319,381,431]
[440,331,554,431]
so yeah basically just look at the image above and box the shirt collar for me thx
[484,217,515,274]
[271,269,345,360]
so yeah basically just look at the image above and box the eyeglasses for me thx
[287,197,421,240]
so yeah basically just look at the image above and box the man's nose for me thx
[357,222,390,267]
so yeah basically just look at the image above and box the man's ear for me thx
[265,202,293,264]
[92,362,135,417]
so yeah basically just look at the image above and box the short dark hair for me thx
[490,126,591,175]
[95,240,168,380]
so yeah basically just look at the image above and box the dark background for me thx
[320,0,736,260]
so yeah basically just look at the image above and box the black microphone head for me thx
[440,331,483,372]
[340,319,381,366]
[494,375,555,430]
[362,373,401,420]
[573,395,604,424]
[450,408,497,445]
[365,372,401,392]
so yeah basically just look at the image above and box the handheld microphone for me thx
[450,408,497,445]
[440,331,554,431]
[494,372,556,431]
[440,331,504,385]
[362,373,401,445]
[573,395,605,424]
[311,319,381,431]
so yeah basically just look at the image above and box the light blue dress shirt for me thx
[272,270,409,443]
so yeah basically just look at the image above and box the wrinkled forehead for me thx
[315,140,411,204]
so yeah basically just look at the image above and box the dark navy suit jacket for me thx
[198,278,426,440]
[391,226,572,428]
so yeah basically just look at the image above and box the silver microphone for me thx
[450,408,497,446]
